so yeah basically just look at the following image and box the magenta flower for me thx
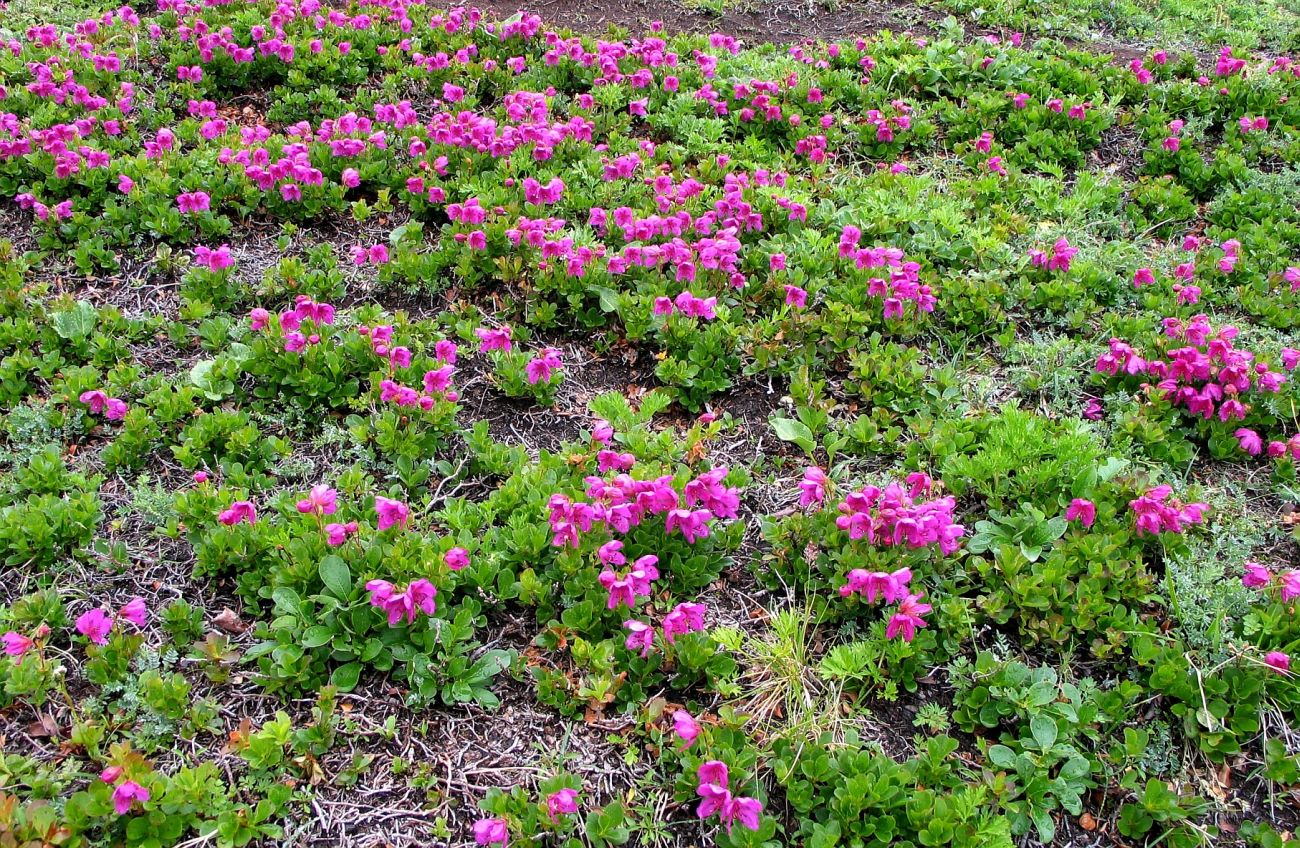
[1281,570,1300,602]
[472,818,507,846]
[592,419,614,444]
[798,467,827,507]
[365,578,437,626]
[1235,428,1263,456]
[545,788,580,821]
[673,709,700,748]
[444,547,470,571]
[663,602,707,644]
[665,508,712,543]
[375,496,410,531]
[1242,561,1271,588]
[652,296,674,316]
[176,191,210,214]
[1065,498,1096,528]
[80,389,127,420]
[784,285,807,308]
[840,567,913,604]
[75,608,114,645]
[698,760,729,792]
[325,521,359,546]
[118,598,148,628]
[217,500,257,526]
[3,631,33,657]
[117,174,135,193]
[623,619,654,657]
[476,326,513,353]
[111,780,150,815]
[1266,651,1291,673]
[526,347,564,384]
[296,484,338,517]
[720,795,763,834]
[769,253,786,271]
[1133,268,1155,288]
[885,593,931,642]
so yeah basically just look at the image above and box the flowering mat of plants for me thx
[4,0,1300,844]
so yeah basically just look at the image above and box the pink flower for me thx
[1235,428,1263,456]
[472,818,507,846]
[444,547,470,570]
[325,521,359,546]
[592,419,614,444]
[341,168,360,188]
[798,467,827,507]
[698,760,729,791]
[653,296,674,316]
[784,285,807,308]
[111,780,150,815]
[476,326,512,353]
[1133,268,1155,288]
[1266,651,1291,673]
[365,578,437,625]
[720,795,763,834]
[217,500,257,526]
[1283,348,1299,371]
[526,347,563,384]
[296,484,338,516]
[1065,498,1096,527]
[1242,561,1271,588]
[375,496,410,531]
[546,788,579,820]
[75,608,114,645]
[118,598,148,628]
[672,709,700,747]
[840,567,912,603]
[624,619,654,657]
[663,602,707,644]
[176,191,210,214]
[665,507,712,543]
[885,593,931,642]
[117,174,134,193]
[1281,570,1300,602]
[3,631,33,657]
[769,253,786,271]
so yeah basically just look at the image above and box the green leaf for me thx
[987,744,1017,769]
[52,301,97,341]
[318,556,352,599]
[771,416,816,454]
[331,662,362,691]
[1029,807,1055,843]
[587,285,621,313]
[301,626,334,648]
[1030,714,1058,751]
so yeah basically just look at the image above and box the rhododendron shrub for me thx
[1094,314,1297,461]
[173,474,506,703]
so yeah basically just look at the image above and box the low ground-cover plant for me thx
[1,0,1300,845]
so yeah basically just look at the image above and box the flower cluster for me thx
[1129,485,1208,536]
[695,761,762,835]
[548,466,739,548]
[248,296,336,352]
[365,578,437,625]
[73,598,148,646]
[839,567,932,642]
[1097,316,1286,423]
[1028,237,1078,273]
[835,227,936,317]
[833,476,965,553]
[80,389,127,420]
[622,602,708,656]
